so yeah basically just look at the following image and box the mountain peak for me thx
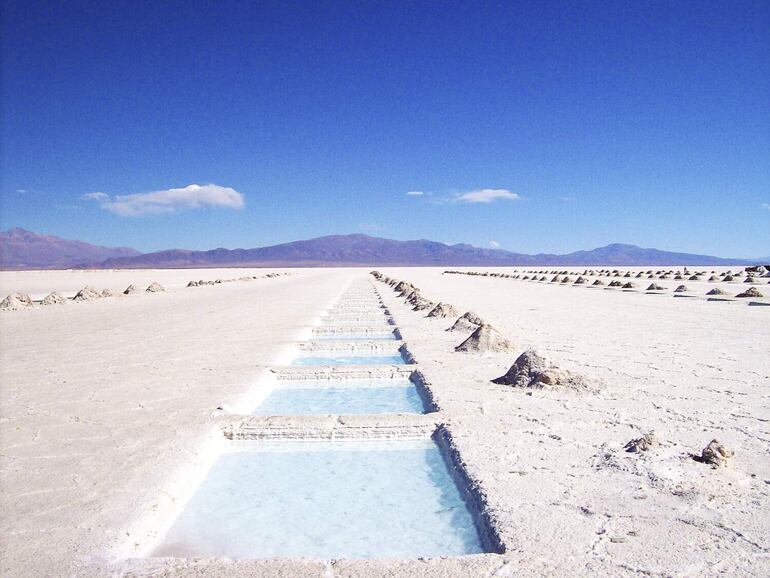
[0,228,141,270]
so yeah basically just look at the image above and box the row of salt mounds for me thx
[492,350,587,389]
[455,323,515,353]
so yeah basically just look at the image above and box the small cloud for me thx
[83,183,245,217]
[82,192,109,201]
[762,203,770,210]
[558,196,576,202]
[406,191,424,196]
[15,189,27,193]
[489,240,500,248]
[456,188,519,204]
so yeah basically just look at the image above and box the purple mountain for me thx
[1,229,758,269]
[91,235,754,268]
[0,228,141,270]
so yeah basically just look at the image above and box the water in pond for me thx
[153,440,485,559]
[291,353,407,366]
[254,379,426,414]
[313,332,398,341]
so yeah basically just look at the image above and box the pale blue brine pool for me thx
[312,332,398,340]
[254,379,426,414]
[153,440,486,559]
[291,352,408,365]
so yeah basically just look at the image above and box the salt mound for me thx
[101,289,114,298]
[41,292,67,306]
[707,288,729,296]
[1,292,34,310]
[743,276,758,284]
[124,284,140,294]
[646,283,665,291]
[592,279,604,286]
[574,276,586,284]
[146,282,165,293]
[696,439,733,468]
[187,281,199,287]
[622,282,637,289]
[447,311,484,333]
[608,280,622,287]
[624,432,658,453]
[736,287,763,298]
[73,286,102,301]
[723,275,734,282]
[427,302,459,318]
[412,299,435,311]
[674,285,688,293]
[491,349,586,389]
[560,276,571,283]
[454,323,515,353]
[551,275,560,283]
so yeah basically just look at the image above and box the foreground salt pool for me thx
[153,440,486,559]
[253,378,427,414]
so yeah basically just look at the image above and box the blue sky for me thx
[1,1,768,256]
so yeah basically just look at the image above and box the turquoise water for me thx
[153,440,485,559]
[254,384,425,414]
[313,332,398,340]
[291,353,407,366]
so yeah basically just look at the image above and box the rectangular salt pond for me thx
[312,332,398,341]
[153,440,486,559]
[253,378,427,414]
[291,352,408,366]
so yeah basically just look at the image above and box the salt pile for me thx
[41,292,67,306]
[492,350,586,389]
[454,323,514,353]
[73,286,102,301]
[696,439,733,468]
[427,302,459,318]
[447,311,484,333]
[1,293,34,310]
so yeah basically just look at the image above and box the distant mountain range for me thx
[0,228,140,270]
[0,228,761,270]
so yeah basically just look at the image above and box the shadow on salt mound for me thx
[492,350,588,390]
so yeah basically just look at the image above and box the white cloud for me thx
[83,192,109,201]
[83,184,245,217]
[558,195,576,202]
[456,188,519,204]
[406,190,424,196]
[489,240,500,248]
[762,203,770,210]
